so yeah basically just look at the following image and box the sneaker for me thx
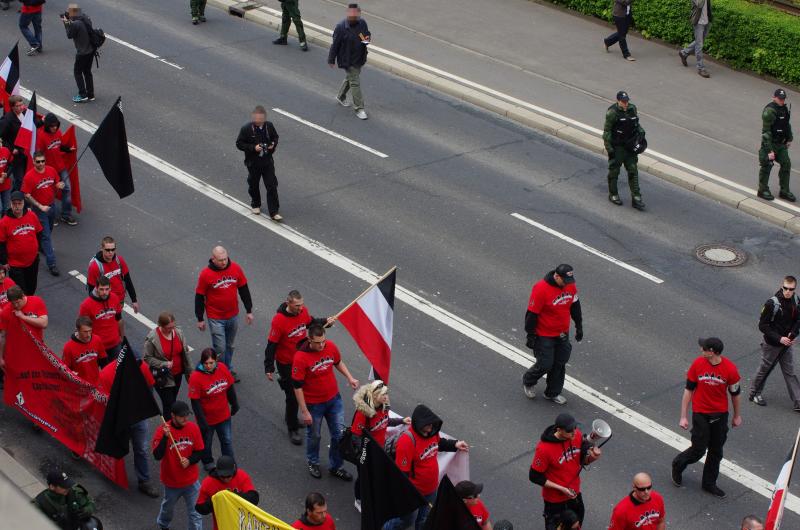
[251,207,261,215]
[779,191,797,202]
[702,485,726,498]
[273,36,288,45]
[354,499,362,513]
[289,429,302,446]
[53,217,60,227]
[60,215,78,226]
[604,41,609,53]
[271,213,283,221]
[632,197,646,211]
[522,383,536,399]
[199,16,207,22]
[671,467,682,487]
[308,463,322,479]
[794,404,800,413]
[72,95,88,103]
[757,189,775,201]
[138,481,160,498]
[330,467,353,481]
[300,42,308,52]
[749,394,767,406]
[192,17,199,25]
[49,265,60,277]
[545,394,567,405]
[625,56,636,62]
[336,94,350,107]
[608,194,623,206]
[698,69,710,78]
[679,51,688,67]
[355,109,368,120]
[231,371,241,383]
[88,96,96,101]
[26,47,39,56]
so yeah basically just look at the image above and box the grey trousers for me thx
[681,23,709,70]
[751,342,800,406]
[337,66,364,110]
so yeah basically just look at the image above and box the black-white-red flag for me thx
[766,428,800,529]
[13,91,36,160]
[0,42,20,112]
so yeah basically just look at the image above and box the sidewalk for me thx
[0,447,54,529]
[246,0,799,220]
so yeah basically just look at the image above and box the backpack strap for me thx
[770,296,781,322]
[404,430,416,478]
[90,256,104,276]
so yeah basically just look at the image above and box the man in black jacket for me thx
[0,95,29,189]
[749,275,800,411]
[61,4,95,103]
[235,106,281,220]
[328,3,371,120]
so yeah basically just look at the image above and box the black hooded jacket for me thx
[409,404,458,452]
[194,258,253,321]
[194,469,259,515]
[759,290,800,347]
[528,424,592,486]
[524,270,583,338]
[263,302,327,373]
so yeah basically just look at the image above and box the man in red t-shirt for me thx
[608,472,665,530]
[672,337,742,498]
[0,191,43,294]
[0,286,47,398]
[456,481,494,529]
[0,266,17,312]
[153,400,205,530]
[78,275,124,359]
[195,246,253,379]
[195,456,259,530]
[292,324,359,480]
[61,316,105,385]
[292,492,336,530]
[37,114,78,226]
[22,151,64,276]
[529,413,601,530]
[264,289,331,445]
[522,264,583,406]
[19,0,44,55]
[87,236,139,313]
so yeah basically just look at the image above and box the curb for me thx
[210,0,800,234]
[0,445,45,498]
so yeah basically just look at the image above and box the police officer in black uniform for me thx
[757,88,793,202]
[235,105,282,220]
[603,91,646,211]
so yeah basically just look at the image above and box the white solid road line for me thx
[26,88,797,513]
[511,213,664,284]
[271,108,389,158]
[105,34,184,70]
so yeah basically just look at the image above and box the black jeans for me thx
[155,377,183,418]
[672,412,728,487]
[246,158,279,215]
[74,52,94,98]
[543,493,584,530]
[523,335,572,397]
[9,255,39,295]
[604,15,631,58]
[10,155,26,191]
[277,361,300,431]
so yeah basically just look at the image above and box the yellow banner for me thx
[211,490,295,530]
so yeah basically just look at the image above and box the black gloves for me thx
[526,334,537,350]
[575,327,583,342]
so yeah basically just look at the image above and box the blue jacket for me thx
[327,18,370,69]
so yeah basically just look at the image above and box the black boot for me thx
[273,36,288,45]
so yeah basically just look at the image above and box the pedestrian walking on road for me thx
[0,191,42,294]
[87,236,140,313]
[22,151,64,276]
[62,316,105,385]
[273,0,308,51]
[757,88,793,201]
[196,456,259,530]
[190,0,208,25]
[603,0,635,61]
[522,264,583,405]
[529,413,601,530]
[19,0,44,56]
[61,4,96,103]
[608,472,665,529]
[741,515,764,530]
[328,3,371,120]
[678,0,712,78]
[37,114,78,225]
[236,106,282,220]
[603,91,646,209]
[144,311,192,417]
[672,338,742,498]
[748,276,800,411]
[78,275,124,359]
[292,492,336,530]
[195,245,254,379]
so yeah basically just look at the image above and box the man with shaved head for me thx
[195,246,253,381]
[608,472,665,529]
[741,515,763,530]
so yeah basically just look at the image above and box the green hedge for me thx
[544,0,800,85]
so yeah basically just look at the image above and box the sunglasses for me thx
[102,248,117,252]
[783,286,796,291]
[635,485,653,492]
[33,160,46,164]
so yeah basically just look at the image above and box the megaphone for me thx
[584,419,612,447]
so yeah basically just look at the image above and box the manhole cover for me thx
[694,244,747,267]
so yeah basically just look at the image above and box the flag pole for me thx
[330,266,396,323]
[160,416,186,460]
[773,426,800,530]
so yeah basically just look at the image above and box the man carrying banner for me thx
[61,316,105,385]
[0,285,47,375]
[0,191,42,294]
[196,455,259,530]
[79,275,124,359]
[292,492,336,529]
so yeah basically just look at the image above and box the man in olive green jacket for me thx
[33,471,96,530]
[758,88,794,201]
[603,90,646,210]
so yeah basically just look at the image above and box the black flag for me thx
[95,338,160,458]
[422,475,481,530]
[88,97,134,198]
[359,432,425,530]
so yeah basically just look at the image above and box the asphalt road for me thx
[1,1,799,528]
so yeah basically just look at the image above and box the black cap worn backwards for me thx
[616,90,630,102]
[698,337,724,355]
[554,413,577,431]
[455,480,484,499]
[775,88,787,100]
[555,264,575,284]
[215,455,237,477]
[170,400,191,416]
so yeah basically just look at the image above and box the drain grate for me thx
[694,244,747,267]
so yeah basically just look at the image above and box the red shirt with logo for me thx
[0,146,12,192]
[0,210,43,267]
[268,306,312,365]
[292,514,336,530]
[531,427,584,503]
[157,328,184,376]
[62,334,106,385]
[0,276,17,311]
[0,295,47,349]
[98,358,155,394]
[87,255,131,303]
[196,262,247,320]
[21,3,43,13]
[352,407,390,447]
[22,166,59,207]
[36,129,67,172]
[527,279,578,337]
[687,356,740,414]
[78,293,122,350]
[608,491,665,529]
[291,341,341,405]
[196,470,256,530]
[467,499,491,528]
[188,362,235,426]
[152,420,204,489]
[396,429,441,496]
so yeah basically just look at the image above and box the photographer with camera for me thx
[235,106,282,220]
[60,4,95,103]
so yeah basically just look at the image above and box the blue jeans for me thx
[34,207,56,268]
[383,492,436,530]
[130,419,151,484]
[0,190,9,216]
[201,418,233,466]
[156,480,202,530]
[305,394,344,470]
[681,23,709,70]
[19,12,42,49]
[207,317,238,370]
[58,169,73,217]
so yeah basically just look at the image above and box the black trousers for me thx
[155,377,183,418]
[672,411,728,487]
[74,52,94,98]
[277,361,299,431]
[10,155,27,191]
[523,335,572,397]
[604,15,632,58]
[543,493,584,530]
[9,255,39,295]
[246,158,279,215]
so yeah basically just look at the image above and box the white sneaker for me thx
[545,394,567,405]
[354,499,361,513]
[522,384,536,399]
[337,95,350,107]
[271,213,283,221]
[355,109,368,120]
[251,207,260,215]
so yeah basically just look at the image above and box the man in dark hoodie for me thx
[60,4,95,103]
[196,455,258,530]
[0,96,30,190]
[0,191,42,294]
[749,275,800,411]
[195,245,254,381]
[384,404,470,530]
[529,413,601,529]
[328,4,371,120]
[522,264,583,406]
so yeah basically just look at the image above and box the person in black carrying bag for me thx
[61,4,96,103]
[144,311,193,416]
[236,106,282,220]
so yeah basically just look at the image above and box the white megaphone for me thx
[585,419,612,448]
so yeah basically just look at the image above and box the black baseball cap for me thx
[616,90,630,102]
[170,400,191,416]
[698,337,724,354]
[10,191,24,202]
[775,88,787,100]
[554,413,577,431]
[555,264,575,284]
[46,470,75,489]
[455,480,483,499]
[215,455,237,477]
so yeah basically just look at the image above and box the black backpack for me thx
[89,27,106,50]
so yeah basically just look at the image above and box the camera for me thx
[60,11,71,20]
[258,143,271,157]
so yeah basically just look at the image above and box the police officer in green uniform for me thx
[758,88,794,202]
[603,91,646,210]
[32,471,97,530]
[273,0,308,51]
[190,0,207,25]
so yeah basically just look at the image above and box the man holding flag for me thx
[0,95,29,189]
